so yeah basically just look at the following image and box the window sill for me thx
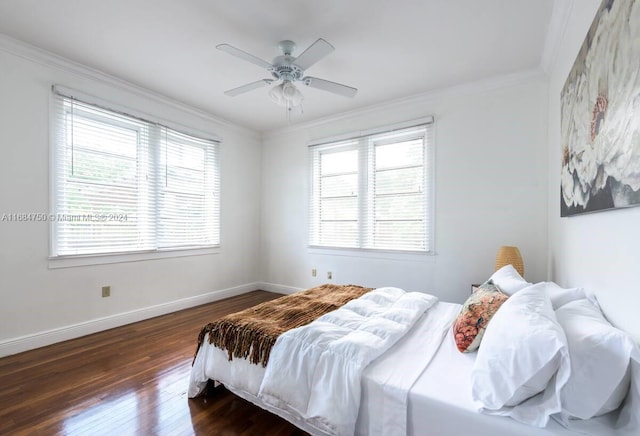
[48,246,219,269]
[308,246,435,262]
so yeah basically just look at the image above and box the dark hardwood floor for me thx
[0,291,307,435]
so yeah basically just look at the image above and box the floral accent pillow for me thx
[453,283,509,353]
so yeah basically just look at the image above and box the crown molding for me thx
[540,0,575,75]
[262,68,546,140]
[0,33,260,141]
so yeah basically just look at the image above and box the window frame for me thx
[49,86,221,268]
[308,117,435,255]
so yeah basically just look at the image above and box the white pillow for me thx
[543,282,586,309]
[471,282,570,427]
[488,264,531,295]
[555,299,634,420]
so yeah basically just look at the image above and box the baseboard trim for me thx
[0,282,259,358]
[258,282,304,295]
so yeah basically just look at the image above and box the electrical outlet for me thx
[101,286,111,298]
[311,268,317,277]
[327,271,332,280]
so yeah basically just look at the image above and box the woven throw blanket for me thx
[193,284,372,367]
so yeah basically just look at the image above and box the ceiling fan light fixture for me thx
[269,81,304,109]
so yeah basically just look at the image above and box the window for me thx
[51,89,220,257]
[309,121,434,253]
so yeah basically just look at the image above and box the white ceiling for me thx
[0,0,554,132]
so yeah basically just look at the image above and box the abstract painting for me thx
[560,0,640,216]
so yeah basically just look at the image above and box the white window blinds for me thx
[51,89,220,257]
[309,121,434,252]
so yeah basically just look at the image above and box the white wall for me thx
[260,74,549,304]
[0,41,262,354]
[547,0,640,341]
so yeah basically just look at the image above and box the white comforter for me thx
[257,287,437,436]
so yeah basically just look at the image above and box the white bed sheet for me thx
[356,301,461,435]
[189,301,619,436]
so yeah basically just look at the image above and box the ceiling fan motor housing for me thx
[271,55,303,82]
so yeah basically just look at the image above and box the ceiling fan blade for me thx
[216,44,273,70]
[293,38,334,71]
[302,76,357,98]
[224,79,273,97]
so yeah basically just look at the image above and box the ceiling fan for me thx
[217,39,357,111]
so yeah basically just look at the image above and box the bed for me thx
[189,277,640,436]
